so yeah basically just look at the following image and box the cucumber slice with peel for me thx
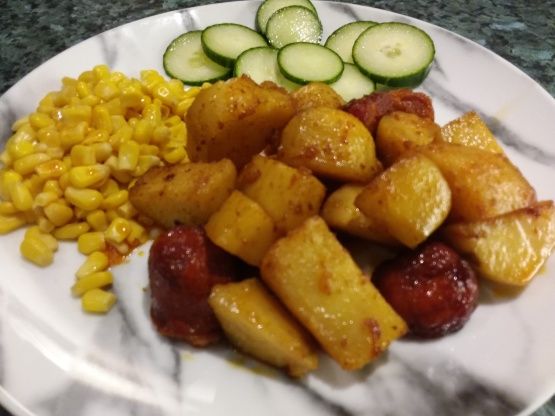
[256,0,317,34]
[266,6,322,48]
[325,21,376,63]
[201,23,267,67]
[353,22,435,87]
[163,31,231,86]
[278,42,344,84]
[329,63,375,102]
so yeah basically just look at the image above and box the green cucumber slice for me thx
[201,23,267,68]
[256,0,317,34]
[234,47,301,91]
[324,21,376,63]
[353,22,435,87]
[266,6,322,48]
[163,31,231,86]
[278,42,344,84]
[329,63,375,102]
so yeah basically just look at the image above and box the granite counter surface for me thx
[0,1,554,415]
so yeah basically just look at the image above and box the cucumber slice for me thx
[163,31,231,86]
[329,63,375,102]
[256,0,317,34]
[201,23,268,68]
[278,42,344,84]
[325,21,376,63]
[234,47,300,91]
[266,6,322,49]
[353,22,435,87]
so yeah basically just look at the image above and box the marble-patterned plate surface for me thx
[1,2,554,416]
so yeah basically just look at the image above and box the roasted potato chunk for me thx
[209,278,319,377]
[129,159,236,229]
[321,184,397,245]
[376,111,441,166]
[292,82,345,113]
[186,76,295,168]
[419,142,536,222]
[205,191,278,266]
[440,111,503,153]
[442,201,555,286]
[279,107,382,182]
[238,155,326,235]
[261,216,407,371]
[356,154,451,248]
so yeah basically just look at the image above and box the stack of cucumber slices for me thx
[163,0,435,101]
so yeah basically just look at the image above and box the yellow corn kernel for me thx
[101,189,128,209]
[151,125,170,145]
[81,288,116,313]
[53,222,90,240]
[142,103,162,125]
[104,98,124,116]
[43,179,63,196]
[81,95,100,107]
[94,80,119,101]
[120,85,143,110]
[91,104,113,133]
[73,206,88,220]
[91,142,112,163]
[138,144,159,156]
[93,64,110,81]
[33,191,59,208]
[1,170,22,195]
[83,129,109,145]
[164,115,183,127]
[70,145,96,166]
[110,115,127,131]
[60,105,92,125]
[167,79,185,97]
[86,210,108,231]
[111,241,130,254]
[11,116,29,131]
[109,125,133,150]
[75,251,109,279]
[133,155,161,177]
[10,182,33,211]
[72,271,113,297]
[77,231,106,254]
[62,77,77,87]
[0,214,26,234]
[162,145,187,164]
[37,93,57,113]
[118,140,140,171]
[127,220,147,245]
[60,121,87,149]
[106,209,119,222]
[78,70,95,83]
[35,159,67,179]
[24,226,58,252]
[68,164,110,188]
[44,202,74,227]
[23,174,44,197]
[64,187,103,211]
[0,201,17,215]
[132,119,153,144]
[0,150,12,167]
[58,172,70,190]
[76,81,91,98]
[29,112,54,130]
[105,217,131,244]
[169,123,186,143]
[37,126,61,148]
[116,201,138,220]
[20,235,54,266]
[7,139,35,160]
[37,216,55,233]
[111,170,133,185]
[99,178,120,196]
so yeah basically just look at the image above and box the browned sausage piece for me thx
[148,226,238,347]
[373,241,479,338]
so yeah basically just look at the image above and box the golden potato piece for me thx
[321,184,397,245]
[356,154,451,248]
[419,142,536,222]
[205,191,278,266]
[442,201,555,286]
[129,159,236,229]
[440,111,503,153]
[279,107,381,182]
[261,216,407,371]
[376,111,441,166]
[292,82,345,113]
[237,155,326,235]
[186,76,295,168]
[209,278,318,377]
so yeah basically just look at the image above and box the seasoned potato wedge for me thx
[442,201,555,286]
[376,111,441,166]
[279,107,382,182]
[205,191,278,266]
[292,82,345,113]
[440,111,503,153]
[237,155,326,235]
[321,184,397,245]
[209,278,319,377]
[419,142,536,222]
[261,216,407,371]
[356,154,451,248]
[129,159,236,228]
[186,76,295,168]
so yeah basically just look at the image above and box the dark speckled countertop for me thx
[0,1,554,415]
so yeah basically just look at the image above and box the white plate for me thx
[1,2,554,415]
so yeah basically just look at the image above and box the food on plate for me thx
[205,190,279,266]
[129,159,236,229]
[325,21,376,64]
[419,142,536,222]
[355,154,451,248]
[185,76,295,168]
[237,155,326,235]
[442,200,555,286]
[265,6,322,48]
[439,111,504,153]
[277,42,344,84]
[291,82,344,112]
[375,111,441,166]
[373,241,479,338]
[148,225,238,346]
[256,0,317,35]
[261,216,408,370]
[209,278,318,377]
[328,63,376,102]
[279,106,382,182]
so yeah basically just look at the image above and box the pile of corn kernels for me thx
[0,65,207,313]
